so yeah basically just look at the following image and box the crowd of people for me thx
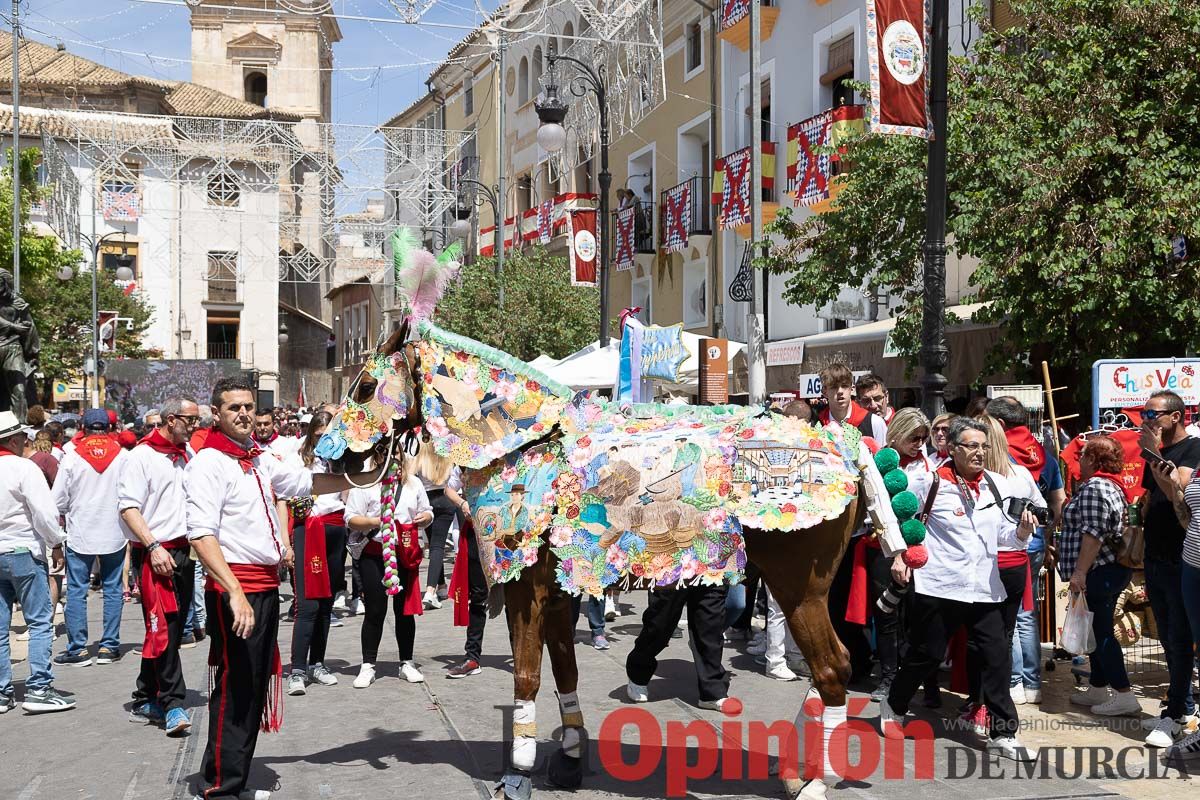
[1,369,1199,797]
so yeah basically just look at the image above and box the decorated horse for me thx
[316,231,928,800]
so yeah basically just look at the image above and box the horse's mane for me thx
[416,320,576,402]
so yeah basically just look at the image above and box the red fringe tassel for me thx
[261,645,284,733]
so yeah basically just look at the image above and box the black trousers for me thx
[865,546,902,681]
[132,549,194,711]
[463,525,488,661]
[359,552,416,663]
[967,563,1026,702]
[426,490,458,587]
[829,537,872,678]
[626,585,729,702]
[888,591,1019,738]
[199,588,280,799]
[289,522,347,672]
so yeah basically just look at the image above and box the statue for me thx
[0,269,38,420]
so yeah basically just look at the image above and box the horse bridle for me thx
[342,339,426,489]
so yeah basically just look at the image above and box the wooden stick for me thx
[1041,360,1063,458]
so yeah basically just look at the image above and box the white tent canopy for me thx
[527,354,561,371]
[538,332,746,392]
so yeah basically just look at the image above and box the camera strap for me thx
[920,474,940,524]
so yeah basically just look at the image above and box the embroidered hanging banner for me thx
[537,200,554,244]
[567,209,599,287]
[720,0,751,30]
[711,144,775,231]
[614,207,636,271]
[786,105,865,207]
[661,182,692,253]
[866,0,931,138]
[102,184,140,221]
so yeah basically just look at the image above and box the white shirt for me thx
[996,463,1045,553]
[52,447,129,555]
[0,454,66,558]
[909,468,1011,603]
[184,446,313,566]
[346,477,431,527]
[117,443,194,544]
[308,459,346,517]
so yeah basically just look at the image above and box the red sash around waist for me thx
[206,563,280,594]
[139,540,189,659]
[997,550,1034,612]
[132,536,190,550]
[846,536,882,626]
[302,512,344,600]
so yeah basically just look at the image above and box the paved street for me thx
[2,558,1199,800]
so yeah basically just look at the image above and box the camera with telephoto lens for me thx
[1006,496,1050,526]
[876,579,910,615]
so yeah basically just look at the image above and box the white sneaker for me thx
[286,674,307,696]
[879,698,906,740]
[1092,691,1141,717]
[1024,687,1042,704]
[604,597,616,621]
[353,663,377,689]
[332,592,348,611]
[986,736,1036,762]
[346,597,362,616]
[309,663,338,686]
[400,660,425,683]
[766,663,798,681]
[423,589,442,610]
[626,681,648,703]
[1069,685,1111,706]
[328,613,343,628]
[1009,685,1027,705]
[1146,716,1183,748]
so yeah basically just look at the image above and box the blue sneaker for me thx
[129,701,165,726]
[165,707,191,737]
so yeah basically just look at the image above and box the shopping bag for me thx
[1061,592,1096,655]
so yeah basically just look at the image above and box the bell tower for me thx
[188,0,340,121]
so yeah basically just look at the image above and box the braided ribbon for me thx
[378,456,405,595]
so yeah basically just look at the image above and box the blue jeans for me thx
[1180,562,1200,654]
[725,583,746,629]
[0,551,55,694]
[1011,548,1045,689]
[183,560,206,637]
[572,594,605,637]
[1085,562,1133,690]
[1145,557,1196,718]
[64,546,125,654]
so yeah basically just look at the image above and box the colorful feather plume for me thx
[392,228,462,322]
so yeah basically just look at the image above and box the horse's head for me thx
[316,321,425,473]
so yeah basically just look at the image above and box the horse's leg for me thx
[746,502,856,800]
[499,551,551,800]
[541,552,585,789]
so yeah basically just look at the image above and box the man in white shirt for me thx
[855,373,896,425]
[0,411,75,713]
[119,396,200,737]
[52,407,129,668]
[187,377,382,800]
[881,417,1038,762]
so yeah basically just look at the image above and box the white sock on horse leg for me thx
[558,691,584,758]
[821,704,847,784]
[512,700,537,771]
[766,590,786,665]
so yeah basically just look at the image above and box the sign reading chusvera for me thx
[1092,358,1200,421]
[640,324,689,383]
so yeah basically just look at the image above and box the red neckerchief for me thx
[200,430,262,474]
[139,428,189,464]
[937,463,983,502]
[253,432,279,448]
[1005,425,1046,481]
[900,453,927,469]
[0,449,16,457]
[76,433,122,473]
[1092,471,1135,505]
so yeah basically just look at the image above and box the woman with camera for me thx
[1056,434,1137,717]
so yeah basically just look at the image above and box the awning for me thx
[540,332,746,392]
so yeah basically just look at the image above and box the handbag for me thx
[1115,503,1145,570]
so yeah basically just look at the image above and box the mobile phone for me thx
[1141,448,1171,467]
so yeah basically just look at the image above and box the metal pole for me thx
[91,239,99,409]
[11,0,19,293]
[494,36,506,308]
[746,0,766,405]
[919,0,950,419]
[598,84,611,348]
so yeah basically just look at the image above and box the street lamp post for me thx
[60,229,133,408]
[535,40,612,347]
[452,179,503,306]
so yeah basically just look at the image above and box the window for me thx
[532,47,544,95]
[518,57,530,105]
[100,241,139,283]
[685,20,703,75]
[463,73,474,116]
[244,71,268,107]
[822,33,856,107]
[207,251,239,303]
[206,168,241,207]
[207,313,240,361]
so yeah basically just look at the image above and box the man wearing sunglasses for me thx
[118,396,200,737]
[1137,390,1200,742]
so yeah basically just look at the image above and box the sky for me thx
[12,0,498,128]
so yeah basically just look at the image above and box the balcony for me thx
[660,176,712,240]
[717,0,780,51]
[786,105,865,214]
[207,341,238,360]
[612,200,656,262]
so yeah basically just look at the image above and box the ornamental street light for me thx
[65,228,134,408]
[454,178,505,306]
[535,40,612,347]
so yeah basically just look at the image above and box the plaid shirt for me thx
[1056,477,1125,580]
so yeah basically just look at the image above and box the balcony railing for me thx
[660,176,712,239]
[613,201,655,257]
[207,341,238,360]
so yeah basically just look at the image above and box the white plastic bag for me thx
[1061,593,1096,655]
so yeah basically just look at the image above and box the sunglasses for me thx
[170,415,200,425]
[1141,409,1175,420]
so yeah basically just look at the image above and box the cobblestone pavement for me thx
[2,563,1198,800]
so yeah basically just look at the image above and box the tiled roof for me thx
[0,103,175,141]
[163,82,298,122]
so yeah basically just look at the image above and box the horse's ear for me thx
[378,328,406,356]
[398,318,411,346]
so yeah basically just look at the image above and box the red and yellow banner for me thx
[712,142,776,230]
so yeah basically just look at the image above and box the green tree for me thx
[761,0,1200,384]
[1,148,155,399]
[434,247,600,361]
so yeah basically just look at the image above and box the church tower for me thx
[188,0,340,122]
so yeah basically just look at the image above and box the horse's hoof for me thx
[496,770,534,800]
[547,750,583,789]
